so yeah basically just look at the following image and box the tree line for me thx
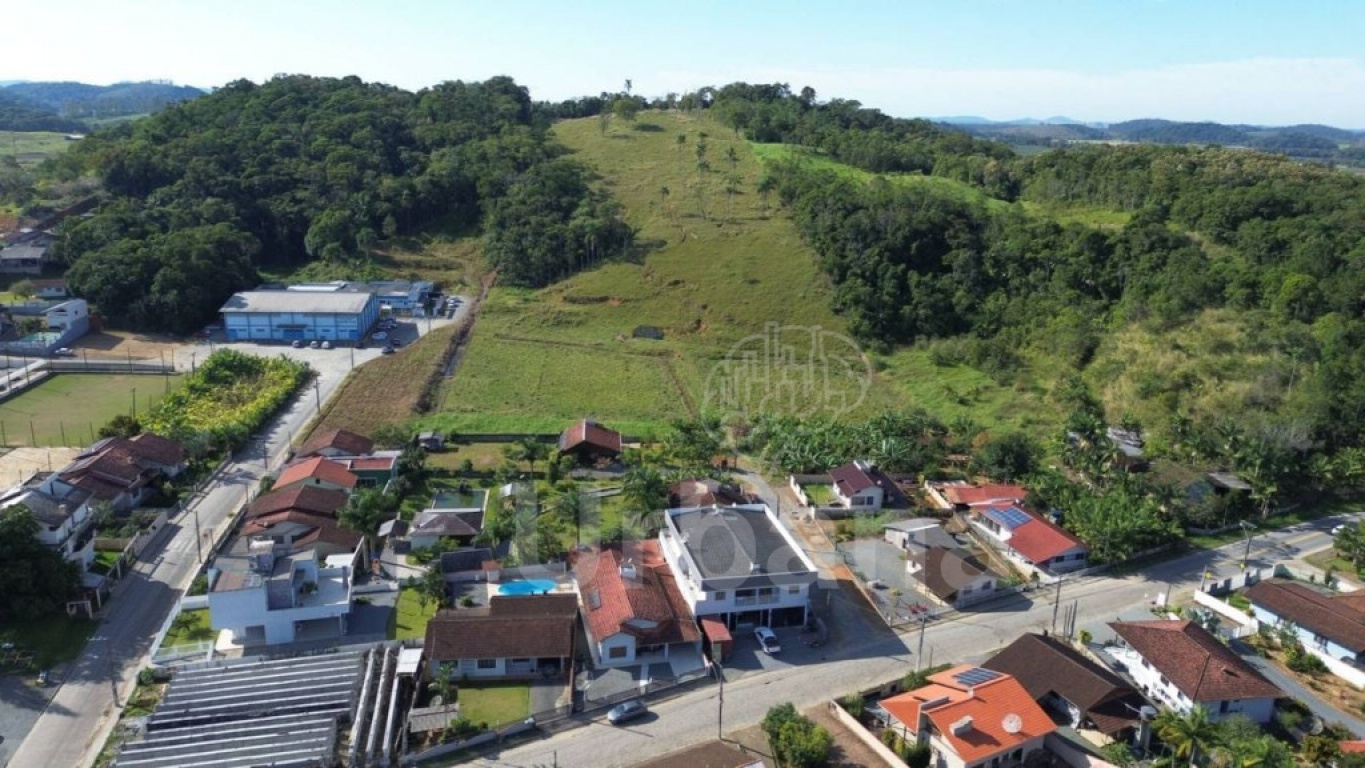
[48,75,632,333]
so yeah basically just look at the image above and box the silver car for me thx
[607,699,647,725]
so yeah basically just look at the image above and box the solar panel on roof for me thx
[987,506,1032,529]
[952,667,1003,686]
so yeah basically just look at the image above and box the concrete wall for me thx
[826,700,901,767]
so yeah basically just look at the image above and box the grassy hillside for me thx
[0,131,72,168]
[426,111,914,437]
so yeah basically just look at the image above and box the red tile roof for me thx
[298,428,374,458]
[1245,580,1365,654]
[830,461,878,496]
[1340,741,1365,754]
[1109,620,1282,703]
[880,665,1056,764]
[984,633,1145,736]
[558,420,622,455]
[345,456,395,472]
[127,433,186,467]
[944,484,1029,507]
[272,456,358,491]
[573,540,700,647]
[1004,509,1086,563]
[247,485,349,519]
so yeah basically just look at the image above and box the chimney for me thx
[619,560,638,580]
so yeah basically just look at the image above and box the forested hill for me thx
[52,75,632,333]
[0,89,86,132]
[2,80,204,119]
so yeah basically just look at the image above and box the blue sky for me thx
[9,0,1365,126]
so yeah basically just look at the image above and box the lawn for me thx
[161,608,215,647]
[90,548,123,576]
[0,373,184,447]
[0,131,73,168]
[458,682,530,727]
[390,586,438,640]
[1305,550,1359,580]
[0,614,98,668]
[804,484,837,505]
[433,110,915,437]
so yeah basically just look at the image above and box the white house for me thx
[0,485,96,568]
[906,546,999,610]
[828,460,888,510]
[969,505,1089,578]
[880,665,1057,768]
[572,540,701,669]
[208,539,360,645]
[1246,579,1365,670]
[1109,620,1281,723]
[658,504,819,629]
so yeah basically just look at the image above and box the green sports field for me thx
[0,373,184,446]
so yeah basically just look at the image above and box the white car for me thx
[754,626,781,655]
[320,341,332,350]
[1332,524,1348,536]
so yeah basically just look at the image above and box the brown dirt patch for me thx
[0,446,80,487]
[74,331,188,360]
[806,704,896,768]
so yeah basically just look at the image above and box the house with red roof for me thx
[298,428,375,459]
[558,419,622,464]
[968,505,1088,578]
[572,540,702,669]
[829,460,891,510]
[241,485,359,560]
[1245,579,1365,672]
[53,433,186,511]
[272,456,358,493]
[926,482,1030,511]
[1109,620,1282,723]
[879,664,1056,768]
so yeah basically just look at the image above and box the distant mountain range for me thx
[0,80,205,132]
[938,116,1365,157]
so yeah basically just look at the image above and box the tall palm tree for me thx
[1154,706,1220,767]
[507,437,550,479]
[549,488,585,547]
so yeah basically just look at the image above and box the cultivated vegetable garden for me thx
[144,349,311,451]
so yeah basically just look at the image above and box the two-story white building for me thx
[659,504,818,629]
[1109,620,1281,724]
[0,485,96,568]
[208,538,360,646]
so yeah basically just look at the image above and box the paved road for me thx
[5,313,461,768]
[466,513,1363,768]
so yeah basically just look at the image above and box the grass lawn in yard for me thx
[1305,550,1359,580]
[390,587,438,640]
[427,443,509,474]
[0,614,98,668]
[458,682,530,727]
[804,484,837,506]
[161,608,215,647]
[0,373,184,447]
[90,548,122,575]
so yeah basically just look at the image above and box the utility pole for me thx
[916,615,927,671]
[1051,577,1063,634]
[1240,521,1255,570]
[716,660,725,741]
[193,501,203,564]
[314,382,321,414]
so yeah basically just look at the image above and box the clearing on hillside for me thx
[430,110,912,437]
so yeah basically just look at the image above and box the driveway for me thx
[1234,643,1365,737]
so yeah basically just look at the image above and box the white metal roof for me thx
[220,291,374,315]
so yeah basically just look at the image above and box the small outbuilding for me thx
[558,419,622,464]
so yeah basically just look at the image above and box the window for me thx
[477,659,497,670]
[713,591,726,601]
[1219,700,1230,714]
[787,586,800,595]
[609,646,628,659]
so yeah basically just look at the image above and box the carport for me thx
[700,617,732,661]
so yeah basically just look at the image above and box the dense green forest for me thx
[0,89,87,132]
[3,80,204,120]
[50,75,631,332]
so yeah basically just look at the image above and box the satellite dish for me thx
[1309,717,1325,735]
[1002,713,1023,734]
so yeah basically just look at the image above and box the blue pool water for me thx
[498,579,558,596]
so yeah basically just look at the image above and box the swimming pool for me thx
[498,579,558,596]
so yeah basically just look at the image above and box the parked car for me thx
[1332,524,1348,536]
[320,340,332,350]
[607,700,647,725]
[754,626,781,655]
[309,340,320,349]
[52,348,75,357]
[373,331,388,341]
[382,345,395,355]
[36,669,49,687]
[291,339,302,348]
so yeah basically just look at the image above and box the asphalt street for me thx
[465,514,1363,768]
[4,311,461,768]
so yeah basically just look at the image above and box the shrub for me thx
[1078,629,1093,644]
[839,693,864,718]
[188,574,209,596]
[144,349,310,452]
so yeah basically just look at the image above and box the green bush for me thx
[839,693,864,718]
[761,703,832,768]
[144,349,310,451]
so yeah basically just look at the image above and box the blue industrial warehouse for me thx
[220,290,381,343]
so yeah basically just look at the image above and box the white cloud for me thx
[651,58,1365,126]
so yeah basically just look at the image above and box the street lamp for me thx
[1239,520,1256,570]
